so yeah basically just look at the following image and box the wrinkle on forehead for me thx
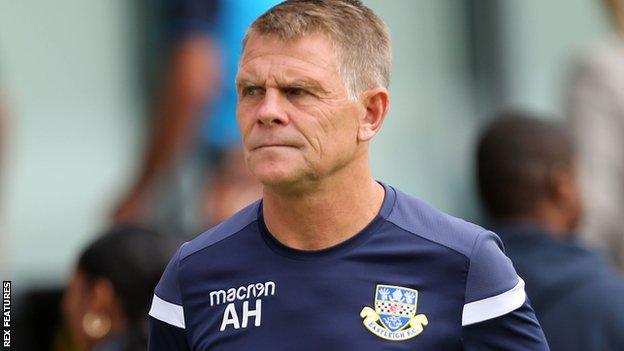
[237,35,344,94]
[241,34,337,68]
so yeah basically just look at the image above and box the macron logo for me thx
[208,281,276,332]
[209,281,276,306]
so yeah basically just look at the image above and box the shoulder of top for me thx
[386,188,488,258]
[179,200,261,261]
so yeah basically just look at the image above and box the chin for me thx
[252,165,302,187]
[246,150,305,185]
[251,161,318,192]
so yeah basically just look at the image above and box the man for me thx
[477,112,624,350]
[148,1,549,349]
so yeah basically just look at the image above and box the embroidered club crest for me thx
[360,284,428,341]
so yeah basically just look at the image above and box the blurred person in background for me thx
[201,148,261,224]
[112,0,280,233]
[567,0,624,270]
[477,112,624,351]
[62,226,178,351]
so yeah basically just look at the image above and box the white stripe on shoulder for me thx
[149,294,186,329]
[461,277,526,326]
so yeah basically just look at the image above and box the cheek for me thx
[236,105,255,137]
[302,105,353,138]
[62,276,90,332]
[317,108,359,149]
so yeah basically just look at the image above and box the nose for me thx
[256,89,289,127]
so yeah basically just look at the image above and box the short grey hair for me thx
[243,0,392,100]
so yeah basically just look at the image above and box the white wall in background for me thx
[500,0,609,117]
[0,0,143,287]
[366,0,479,219]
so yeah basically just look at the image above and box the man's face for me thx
[236,34,364,188]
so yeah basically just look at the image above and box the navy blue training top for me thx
[148,183,549,350]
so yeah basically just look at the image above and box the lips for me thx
[252,144,297,151]
[246,132,303,151]
[249,137,302,151]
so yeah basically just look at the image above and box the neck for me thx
[86,318,126,351]
[498,206,573,239]
[262,157,385,251]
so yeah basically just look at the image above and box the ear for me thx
[357,87,390,142]
[547,163,583,232]
[547,164,578,205]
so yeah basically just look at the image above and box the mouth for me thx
[252,144,298,151]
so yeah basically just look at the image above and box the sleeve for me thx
[148,245,191,351]
[461,231,550,350]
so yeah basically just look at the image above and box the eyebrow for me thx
[236,79,259,90]
[286,80,329,95]
[236,77,330,96]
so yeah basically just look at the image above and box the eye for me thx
[242,86,263,97]
[284,87,307,97]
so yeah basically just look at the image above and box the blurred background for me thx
[1,0,610,287]
[0,0,622,349]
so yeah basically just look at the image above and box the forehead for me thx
[237,34,341,84]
